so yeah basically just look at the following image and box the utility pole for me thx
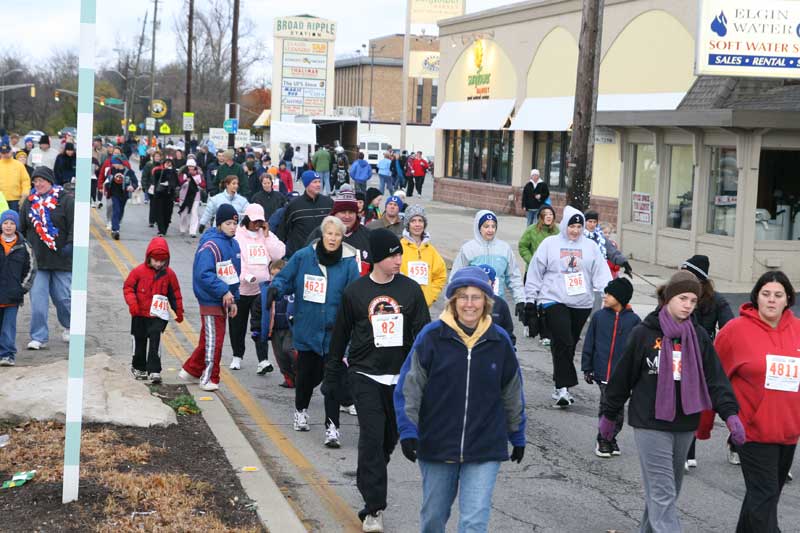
[185,0,194,147]
[565,0,603,212]
[399,0,411,150]
[149,0,159,143]
[130,10,148,136]
[228,0,240,149]
[585,0,605,190]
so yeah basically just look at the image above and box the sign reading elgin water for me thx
[697,0,800,78]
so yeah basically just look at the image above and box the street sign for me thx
[105,97,124,105]
[151,98,168,118]
[208,128,228,149]
[223,118,239,134]
[182,112,195,132]
[234,129,251,148]
[145,117,156,131]
[159,122,171,134]
[128,123,137,132]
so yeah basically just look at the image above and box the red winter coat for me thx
[712,304,800,445]
[123,237,184,321]
[408,157,429,177]
[278,169,293,193]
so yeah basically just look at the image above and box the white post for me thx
[400,0,411,151]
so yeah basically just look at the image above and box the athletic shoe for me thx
[324,423,341,448]
[256,360,274,375]
[149,372,162,384]
[149,223,154,228]
[178,368,199,383]
[687,459,697,468]
[130,367,148,380]
[595,441,612,458]
[62,329,70,343]
[540,338,551,347]
[293,409,310,431]
[97,201,103,208]
[362,511,384,532]
[106,222,112,230]
[553,387,570,408]
[112,231,120,240]
[229,356,242,370]
[611,439,621,456]
[200,381,219,391]
[27,340,46,350]
[551,387,560,401]
[788,471,794,481]
[727,446,741,465]
[190,234,197,238]
[0,358,15,366]
[340,404,358,416]
[565,389,575,405]
[279,381,294,389]
[684,461,690,472]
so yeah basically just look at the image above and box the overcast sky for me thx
[6,0,516,85]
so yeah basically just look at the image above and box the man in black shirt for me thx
[278,170,333,257]
[328,229,430,532]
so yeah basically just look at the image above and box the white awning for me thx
[431,99,516,130]
[270,121,317,145]
[253,109,271,127]
[510,92,686,131]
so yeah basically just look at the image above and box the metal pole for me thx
[0,80,5,129]
[400,0,411,150]
[368,44,375,131]
[122,100,128,136]
[229,0,240,149]
[63,0,95,503]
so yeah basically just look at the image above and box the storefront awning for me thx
[253,109,271,127]
[510,92,686,131]
[431,99,515,130]
[270,121,316,145]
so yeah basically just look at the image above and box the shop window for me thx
[706,147,738,237]
[631,144,657,224]
[431,80,438,120]
[532,131,568,189]
[443,129,513,185]
[755,149,800,241]
[666,145,694,230]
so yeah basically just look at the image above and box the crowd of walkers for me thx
[2,132,799,533]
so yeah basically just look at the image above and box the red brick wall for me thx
[433,177,619,223]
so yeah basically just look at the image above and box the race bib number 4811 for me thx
[765,354,800,392]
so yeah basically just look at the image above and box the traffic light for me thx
[54,90,60,102]
[30,86,36,98]
[99,96,105,106]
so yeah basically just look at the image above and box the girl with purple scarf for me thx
[600,271,744,532]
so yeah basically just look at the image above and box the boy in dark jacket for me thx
[123,237,184,383]
[251,259,297,387]
[477,264,516,346]
[581,277,641,457]
[0,210,36,366]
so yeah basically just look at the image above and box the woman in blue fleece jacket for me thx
[394,266,526,533]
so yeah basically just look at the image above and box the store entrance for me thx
[756,150,800,241]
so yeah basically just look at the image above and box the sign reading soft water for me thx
[696,0,800,78]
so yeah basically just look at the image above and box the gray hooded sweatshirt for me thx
[524,205,611,309]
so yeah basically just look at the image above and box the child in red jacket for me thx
[123,237,184,383]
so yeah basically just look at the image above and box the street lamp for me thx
[0,68,24,129]
[364,43,386,131]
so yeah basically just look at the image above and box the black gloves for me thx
[266,286,280,307]
[584,371,594,385]
[510,446,525,464]
[622,261,632,277]
[401,438,418,463]
[198,224,206,234]
[515,302,525,321]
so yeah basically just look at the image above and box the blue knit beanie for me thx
[385,195,404,210]
[446,266,494,299]
[216,204,239,226]
[111,156,124,165]
[302,170,320,188]
[1,209,19,228]
[476,263,497,283]
[478,211,497,230]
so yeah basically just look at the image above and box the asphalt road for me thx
[13,174,800,533]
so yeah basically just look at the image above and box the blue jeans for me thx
[526,209,539,226]
[419,460,501,533]
[7,200,19,212]
[319,171,331,196]
[0,306,19,360]
[378,174,394,195]
[30,269,71,343]
[111,196,127,232]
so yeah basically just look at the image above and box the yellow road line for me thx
[90,214,362,531]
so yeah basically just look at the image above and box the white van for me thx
[358,134,392,169]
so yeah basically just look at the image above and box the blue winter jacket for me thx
[270,242,360,355]
[580,306,641,382]
[349,159,372,183]
[395,315,526,463]
[192,227,241,307]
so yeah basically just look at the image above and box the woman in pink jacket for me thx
[229,203,286,373]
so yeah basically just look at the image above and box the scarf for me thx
[584,228,607,258]
[316,241,343,266]
[179,173,199,214]
[27,185,63,251]
[655,305,712,421]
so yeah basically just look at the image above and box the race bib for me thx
[672,351,682,381]
[246,243,268,265]
[31,152,43,166]
[765,354,800,392]
[303,274,326,303]
[407,261,429,286]
[149,295,171,321]
[216,259,238,285]
[371,313,404,348]
[272,180,280,191]
[564,272,587,296]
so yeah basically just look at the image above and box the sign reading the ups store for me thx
[697,0,800,78]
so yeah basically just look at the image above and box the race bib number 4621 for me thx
[303,274,326,303]
[765,354,800,392]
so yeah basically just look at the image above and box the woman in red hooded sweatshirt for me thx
[714,270,800,533]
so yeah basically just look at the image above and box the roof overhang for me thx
[596,109,800,129]
[431,99,515,130]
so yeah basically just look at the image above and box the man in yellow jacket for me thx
[0,142,31,211]
[400,205,447,307]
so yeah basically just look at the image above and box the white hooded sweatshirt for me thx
[524,205,611,309]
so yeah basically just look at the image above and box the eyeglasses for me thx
[456,294,485,303]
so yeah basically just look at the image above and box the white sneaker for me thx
[727,445,741,465]
[687,459,697,468]
[293,409,310,431]
[27,340,46,350]
[553,387,570,408]
[200,381,219,391]
[178,368,199,383]
[229,356,242,370]
[324,423,341,448]
[540,338,551,347]
[362,511,384,532]
[61,329,70,343]
[106,222,112,230]
[149,372,162,384]
[256,360,274,375]
[340,404,358,416]
[551,387,560,401]
[565,389,575,405]
[0,358,15,366]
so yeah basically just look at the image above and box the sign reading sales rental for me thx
[697,0,800,78]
